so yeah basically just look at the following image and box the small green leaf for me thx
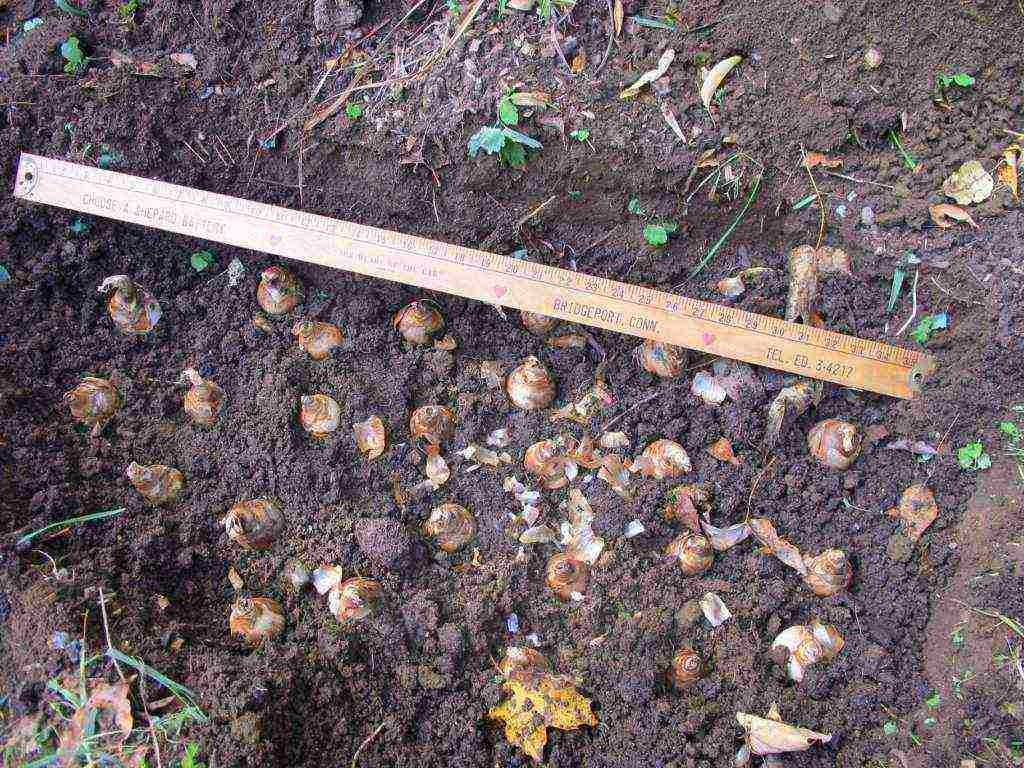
[644,223,674,246]
[923,716,937,727]
[883,721,898,736]
[55,0,89,16]
[0,264,11,285]
[498,95,519,126]
[501,127,542,149]
[568,190,582,200]
[952,73,975,87]
[69,217,90,234]
[468,126,506,157]
[23,18,45,32]
[925,693,941,708]
[628,198,646,216]
[345,102,363,119]
[569,128,590,142]
[975,453,992,470]
[999,421,1021,439]
[190,250,215,272]
[499,141,527,168]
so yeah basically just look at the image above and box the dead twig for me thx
[745,456,777,521]
[894,268,919,336]
[350,719,388,768]
[549,15,573,73]
[800,146,826,249]
[596,0,615,73]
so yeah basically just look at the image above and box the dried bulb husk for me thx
[521,311,558,336]
[807,418,863,470]
[700,592,732,626]
[802,549,852,596]
[507,356,556,410]
[181,368,224,426]
[735,711,832,757]
[498,646,551,680]
[525,437,576,490]
[662,484,713,531]
[771,621,844,682]
[424,503,476,552]
[749,518,806,573]
[291,320,343,360]
[257,266,303,315]
[222,498,285,550]
[785,245,821,326]
[300,394,341,438]
[701,520,751,552]
[311,564,345,594]
[328,577,382,624]
[635,439,691,479]
[229,597,285,644]
[394,300,445,344]
[354,415,386,459]
[670,648,703,688]
[545,553,589,601]
[762,379,824,451]
[409,405,455,445]
[886,484,939,542]
[637,339,688,379]
[125,462,183,505]
[64,376,119,436]
[282,560,310,590]
[666,532,714,575]
[98,275,161,334]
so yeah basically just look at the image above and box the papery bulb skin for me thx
[125,462,183,505]
[545,553,589,601]
[638,339,687,379]
[423,503,476,552]
[328,578,382,624]
[229,597,285,644]
[98,275,161,334]
[507,356,556,410]
[670,648,703,688]
[300,394,341,438]
[222,498,285,550]
[802,549,853,597]
[64,376,120,436]
[181,368,224,426]
[393,301,444,345]
[292,320,343,360]
[257,267,303,315]
[666,532,714,575]
[409,405,455,445]
[807,419,862,470]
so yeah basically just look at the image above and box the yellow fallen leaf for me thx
[929,203,978,229]
[700,55,742,110]
[997,144,1020,201]
[620,49,675,99]
[942,159,994,205]
[488,674,597,761]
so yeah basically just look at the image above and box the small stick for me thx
[745,456,777,521]
[515,195,557,231]
[350,719,388,768]
[216,135,235,164]
[800,146,826,249]
[596,0,615,74]
[182,142,207,165]
[549,16,573,73]
[823,170,895,190]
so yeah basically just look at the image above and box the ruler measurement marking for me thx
[15,154,931,399]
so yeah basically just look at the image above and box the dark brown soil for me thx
[1,0,1023,766]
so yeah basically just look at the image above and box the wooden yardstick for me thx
[13,153,934,399]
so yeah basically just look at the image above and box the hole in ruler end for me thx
[907,354,937,397]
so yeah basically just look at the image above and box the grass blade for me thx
[689,173,763,278]
[106,648,208,722]
[16,508,125,549]
[887,266,906,313]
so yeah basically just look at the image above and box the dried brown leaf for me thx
[749,518,806,574]
[930,203,978,229]
[700,55,742,110]
[488,674,597,761]
[803,152,843,169]
[708,437,742,466]
[998,145,1020,201]
[612,0,623,37]
[886,484,938,542]
[943,160,994,205]
[620,49,675,99]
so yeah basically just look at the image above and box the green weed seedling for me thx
[190,250,215,272]
[468,126,541,169]
[911,313,947,344]
[180,742,206,768]
[345,102,363,120]
[61,36,89,75]
[643,221,678,247]
[957,441,991,471]
[118,0,141,22]
[936,72,974,89]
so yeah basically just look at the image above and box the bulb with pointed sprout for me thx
[181,368,224,426]
[771,621,844,682]
[666,532,714,575]
[97,275,161,334]
[257,266,303,315]
[634,439,691,479]
[545,553,589,601]
[409,405,455,445]
[64,376,119,437]
[393,301,444,345]
[299,394,341,438]
[507,356,555,410]
[637,339,687,379]
[125,462,183,505]
[807,419,862,470]
[328,578,382,624]
[670,648,703,688]
[292,320,343,360]
[222,498,285,550]
[802,549,852,596]
[424,503,476,552]
[521,311,558,336]
[229,597,285,644]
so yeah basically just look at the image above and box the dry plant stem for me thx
[801,146,827,248]
[894,268,920,336]
[746,456,777,520]
[99,588,127,684]
[515,195,558,231]
[351,719,388,768]
[823,170,895,190]
[597,0,615,73]
[549,16,573,72]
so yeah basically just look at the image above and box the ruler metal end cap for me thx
[908,354,937,397]
[15,156,38,198]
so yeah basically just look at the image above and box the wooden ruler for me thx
[12,153,933,399]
